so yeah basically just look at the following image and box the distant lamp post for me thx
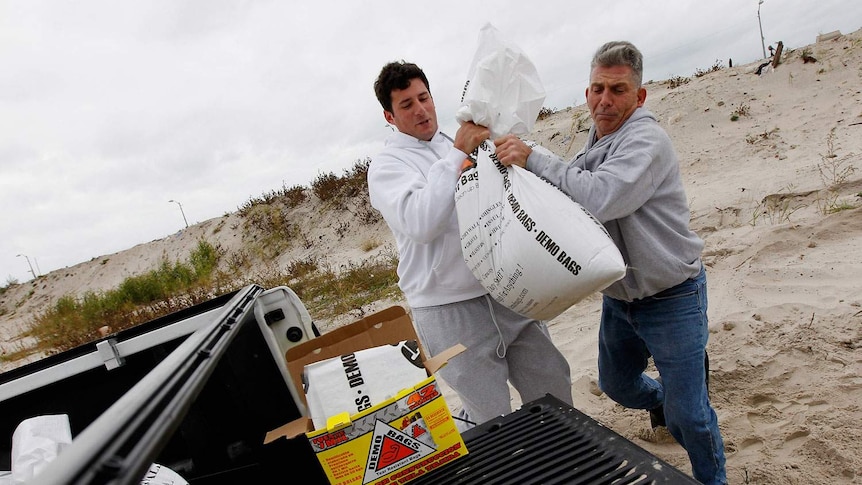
[16,253,38,279]
[757,0,767,59]
[168,199,189,228]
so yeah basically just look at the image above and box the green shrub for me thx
[190,239,221,280]
[28,240,224,353]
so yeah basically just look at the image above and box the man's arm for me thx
[368,149,462,243]
[368,122,490,243]
[494,124,671,223]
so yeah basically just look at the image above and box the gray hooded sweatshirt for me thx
[525,107,703,302]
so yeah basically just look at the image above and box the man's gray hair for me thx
[591,41,644,87]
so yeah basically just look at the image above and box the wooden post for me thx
[772,41,784,68]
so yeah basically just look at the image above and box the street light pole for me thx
[16,254,37,279]
[168,199,189,228]
[757,0,767,59]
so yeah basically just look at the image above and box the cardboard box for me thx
[265,306,468,485]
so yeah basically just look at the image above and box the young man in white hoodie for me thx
[367,60,573,426]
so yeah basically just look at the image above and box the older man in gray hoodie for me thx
[494,41,727,485]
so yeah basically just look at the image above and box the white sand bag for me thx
[304,340,426,429]
[454,23,625,320]
[455,142,626,321]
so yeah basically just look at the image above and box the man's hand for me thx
[454,121,490,157]
[493,135,531,168]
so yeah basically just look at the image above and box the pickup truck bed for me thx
[2,285,696,484]
[1,285,327,484]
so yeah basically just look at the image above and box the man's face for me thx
[384,78,438,141]
[585,64,646,139]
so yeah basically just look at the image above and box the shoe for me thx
[649,404,666,429]
[649,375,666,429]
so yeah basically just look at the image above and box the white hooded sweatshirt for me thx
[368,130,488,308]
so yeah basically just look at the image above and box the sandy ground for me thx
[2,28,861,484]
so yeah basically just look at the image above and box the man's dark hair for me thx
[374,61,430,113]
[592,41,644,87]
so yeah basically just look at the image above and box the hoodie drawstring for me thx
[484,294,507,358]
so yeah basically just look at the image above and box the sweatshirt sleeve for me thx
[368,146,467,244]
[525,121,674,223]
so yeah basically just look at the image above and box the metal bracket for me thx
[96,338,125,371]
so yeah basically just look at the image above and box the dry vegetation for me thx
[0,158,399,364]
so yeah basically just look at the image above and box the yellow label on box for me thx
[306,376,468,485]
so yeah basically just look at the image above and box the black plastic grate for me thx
[410,394,699,485]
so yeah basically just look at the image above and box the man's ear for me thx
[637,87,647,107]
[384,110,395,124]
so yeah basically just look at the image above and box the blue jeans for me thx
[598,267,726,485]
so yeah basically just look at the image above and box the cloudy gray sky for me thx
[1,0,857,284]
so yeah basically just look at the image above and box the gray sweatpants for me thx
[411,295,572,425]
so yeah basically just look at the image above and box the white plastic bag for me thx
[455,23,546,140]
[10,414,72,483]
[455,142,626,321]
[6,414,187,485]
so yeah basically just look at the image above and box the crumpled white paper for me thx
[2,414,187,484]
[455,23,546,140]
[10,414,72,483]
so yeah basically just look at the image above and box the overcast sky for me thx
[1,0,857,284]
